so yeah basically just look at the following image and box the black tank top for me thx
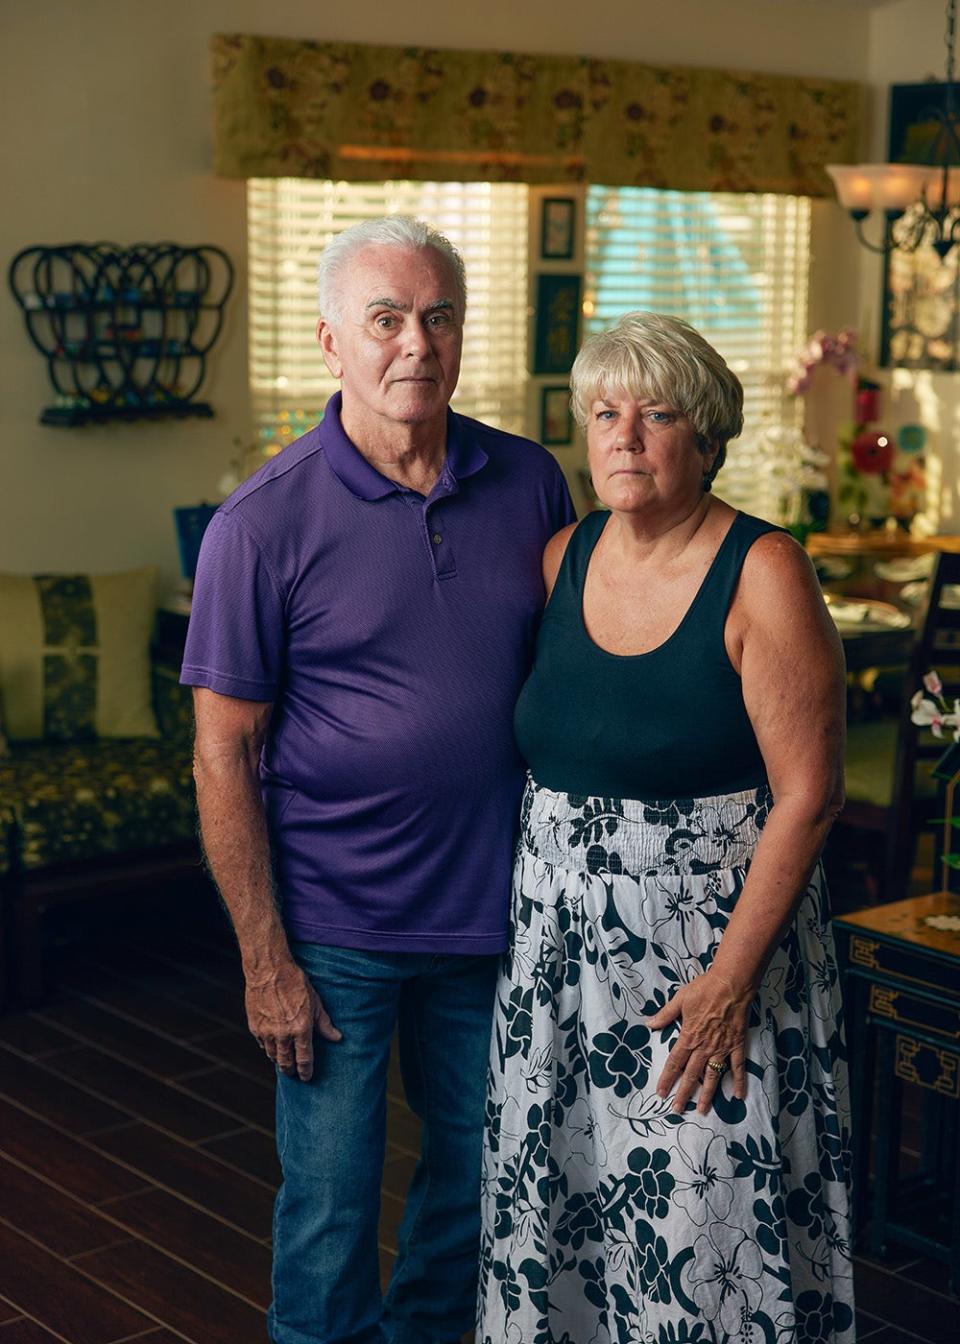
[514,509,779,801]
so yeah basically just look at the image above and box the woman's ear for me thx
[700,437,721,488]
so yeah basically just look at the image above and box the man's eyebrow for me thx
[363,297,456,314]
[365,297,410,312]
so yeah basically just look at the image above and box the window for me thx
[247,179,529,450]
[584,186,811,514]
[247,179,812,518]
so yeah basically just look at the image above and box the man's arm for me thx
[192,687,341,1080]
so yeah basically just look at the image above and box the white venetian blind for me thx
[584,187,811,515]
[247,179,530,449]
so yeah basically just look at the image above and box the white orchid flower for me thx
[911,693,944,736]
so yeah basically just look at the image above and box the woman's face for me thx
[585,390,717,516]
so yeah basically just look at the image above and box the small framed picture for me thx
[532,274,582,375]
[540,385,573,445]
[540,197,576,260]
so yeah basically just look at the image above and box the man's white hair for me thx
[317,215,467,323]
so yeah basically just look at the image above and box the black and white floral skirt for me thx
[477,778,855,1344]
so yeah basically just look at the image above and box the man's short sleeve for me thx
[180,508,283,701]
[551,462,577,531]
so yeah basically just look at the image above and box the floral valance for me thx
[211,33,862,197]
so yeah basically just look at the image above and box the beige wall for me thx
[1,0,875,591]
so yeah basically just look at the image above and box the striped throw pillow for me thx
[0,568,159,742]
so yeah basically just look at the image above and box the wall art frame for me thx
[540,197,576,260]
[540,385,573,445]
[532,274,582,376]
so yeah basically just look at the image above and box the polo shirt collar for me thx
[319,391,488,501]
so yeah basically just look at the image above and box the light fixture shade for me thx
[826,165,878,211]
[924,164,960,207]
[872,164,938,211]
[826,165,876,210]
[827,163,938,212]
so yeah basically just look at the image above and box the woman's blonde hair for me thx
[569,311,744,488]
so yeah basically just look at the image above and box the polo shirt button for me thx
[432,532,442,545]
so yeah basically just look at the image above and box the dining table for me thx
[825,593,917,672]
[809,535,938,673]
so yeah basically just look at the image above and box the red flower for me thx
[850,430,895,475]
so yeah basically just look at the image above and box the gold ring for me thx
[706,1058,728,1076]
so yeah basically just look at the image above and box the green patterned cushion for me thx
[0,568,159,742]
[0,738,195,869]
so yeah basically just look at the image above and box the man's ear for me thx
[317,318,343,379]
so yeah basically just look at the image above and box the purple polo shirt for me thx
[181,393,574,953]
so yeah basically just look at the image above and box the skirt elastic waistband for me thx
[520,777,770,879]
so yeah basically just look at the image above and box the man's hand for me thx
[244,958,342,1081]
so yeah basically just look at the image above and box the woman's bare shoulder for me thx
[543,521,580,598]
[740,528,819,593]
[738,527,838,644]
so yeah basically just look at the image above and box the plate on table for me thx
[899,579,929,607]
[873,554,936,583]
[899,580,960,609]
[823,593,913,632]
[814,557,854,583]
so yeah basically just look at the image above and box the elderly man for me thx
[181,216,574,1344]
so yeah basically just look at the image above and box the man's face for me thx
[317,244,463,438]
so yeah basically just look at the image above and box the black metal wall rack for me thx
[8,242,234,425]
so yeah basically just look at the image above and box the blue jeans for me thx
[267,943,499,1344]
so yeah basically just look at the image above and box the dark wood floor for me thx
[0,884,955,1343]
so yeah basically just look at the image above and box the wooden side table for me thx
[834,892,960,1291]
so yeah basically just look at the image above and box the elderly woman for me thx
[477,312,854,1343]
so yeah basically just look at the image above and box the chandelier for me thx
[828,0,960,259]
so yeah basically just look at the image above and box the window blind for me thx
[584,187,811,518]
[247,179,530,449]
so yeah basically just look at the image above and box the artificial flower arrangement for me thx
[785,327,859,395]
[786,327,927,530]
[783,329,860,537]
[777,329,860,537]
